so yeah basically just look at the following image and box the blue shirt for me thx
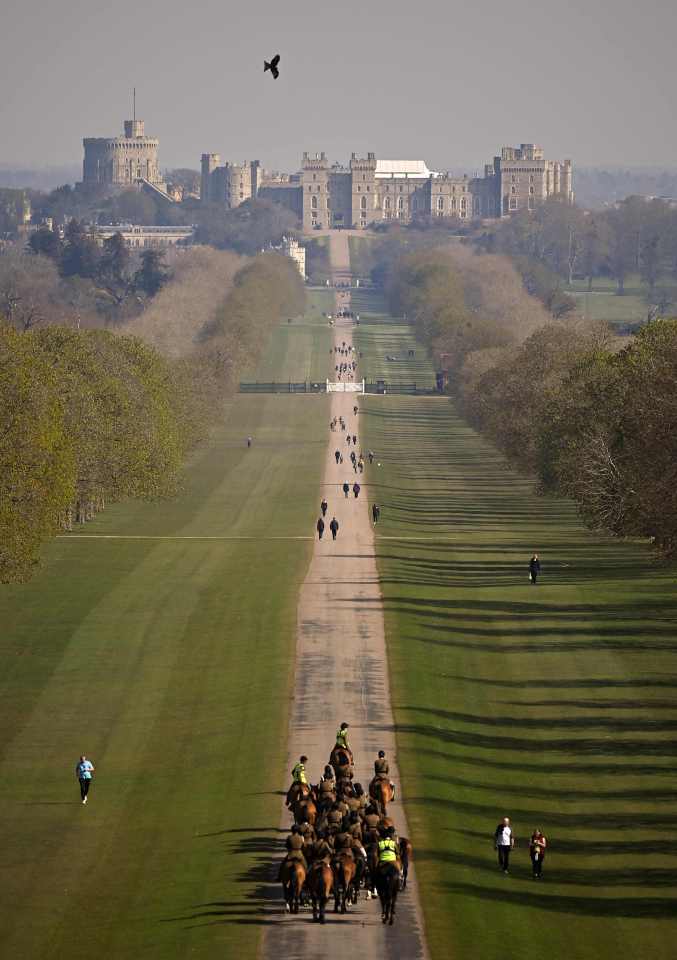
[76,760,93,780]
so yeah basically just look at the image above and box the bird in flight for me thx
[264,54,280,79]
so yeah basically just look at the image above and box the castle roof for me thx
[375,159,438,179]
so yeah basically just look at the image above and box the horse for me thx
[376,862,400,925]
[399,837,413,889]
[308,861,333,924]
[369,777,393,817]
[293,794,317,827]
[330,745,354,779]
[286,781,311,808]
[332,852,357,914]
[281,860,306,915]
[365,842,380,899]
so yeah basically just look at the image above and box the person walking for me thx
[321,498,328,517]
[529,553,541,585]
[247,436,253,448]
[529,829,547,879]
[368,450,374,465]
[358,458,364,473]
[372,503,380,524]
[353,482,361,499]
[329,516,339,540]
[317,517,325,541]
[346,435,351,446]
[75,755,95,805]
[353,405,358,416]
[335,449,341,465]
[352,434,357,446]
[494,817,515,873]
[343,482,350,498]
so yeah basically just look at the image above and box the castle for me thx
[82,118,167,195]
[200,144,573,228]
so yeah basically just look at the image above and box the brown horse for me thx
[369,777,393,817]
[308,860,333,924]
[281,860,306,914]
[286,781,311,808]
[293,795,317,827]
[376,862,400,925]
[333,852,357,914]
[399,837,413,889]
[330,745,354,779]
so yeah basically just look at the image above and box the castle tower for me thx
[82,118,164,190]
[201,153,220,204]
[350,153,377,229]
[301,152,330,231]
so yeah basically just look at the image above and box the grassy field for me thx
[354,296,677,960]
[351,289,436,387]
[0,308,331,959]
[566,276,648,328]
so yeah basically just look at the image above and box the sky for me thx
[1,0,676,175]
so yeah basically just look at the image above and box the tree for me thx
[195,198,299,255]
[98,232,131,303]
[135,249,169,297]
[61,219,101,279]
[29,227,63,260]
[0,249,63,331]
[0,322,75,581]
[109,189,159,226]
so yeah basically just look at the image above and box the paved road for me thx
[262,233,428,959]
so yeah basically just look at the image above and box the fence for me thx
[238,381,325,394]
[238,381,440,395]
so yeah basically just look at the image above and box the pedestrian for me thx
[317,517,325,540]
[321,498,328,517]
[75,754,95,805]
[368,450,374,465]
[247,436,252,448]
[329,516,339,540]
[353,482,361,499]
[358,458,364,473]
[347,435,351,446]
[353,405,358,416]
[350,451,356,465]
[529,828,547,879]
[352,435,357,445]
[372,503,380,524]
[339,454,344,464]
[335,450,341,465]
[494,817,515,874]
[343,482,350,498]
[529,553,541,584]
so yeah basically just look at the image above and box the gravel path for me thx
[262,233,428,959]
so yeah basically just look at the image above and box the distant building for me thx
[199,144,573,229]
[82,119,167,194]
[279,236,306,278]
[91,223,195,249]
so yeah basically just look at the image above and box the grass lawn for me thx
[351,289,436,387]
[0,310,331,959]
[355,296,677,960]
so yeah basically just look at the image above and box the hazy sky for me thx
[2,0,676,174]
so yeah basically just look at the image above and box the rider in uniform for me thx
[307,831,333,866]
[374,749,396,800]
[335,722,352,756]
[298,818,316,844]
[327,802,344,835]
[278,824,308,879]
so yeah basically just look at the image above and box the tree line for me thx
[387,245,677,558]
[0,252,304,582]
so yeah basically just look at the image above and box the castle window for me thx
[528,196,535,210]
[357,185,361,192]
[436,197,444,212]
[509,196,517,210]
[511,186,516,194]
[398,197,405,210]
[366,185,370,192]
[361,196,367,210]
[529,186,535,195]
[311,196,318,209]
[511,175,516,183]
[363,174,366,181]
[385,197,391,210]
[313,173,317,180]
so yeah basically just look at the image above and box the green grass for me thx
[241,288,334,382]
[355,298,677,960]
[348,235,378,277]
[0,314,331,959]
[351,290,436,387]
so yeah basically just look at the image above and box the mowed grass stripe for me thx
[355,299,677,960]
[0,310,331,959]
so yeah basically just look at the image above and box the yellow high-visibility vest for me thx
[378,839,398,863]
[292,763,307,784]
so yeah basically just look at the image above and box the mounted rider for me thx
[374,749,397,800]
[278,823,308,879]
[335,722,353,759]
[377,826,401,875]
[286,754,309,806]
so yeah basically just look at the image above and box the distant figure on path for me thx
[530,829,547,879]
[368,450,374,465]
[372,503,380,524]
[494,817,515,874]
[76,755,95,805]
[353,482,361,499]
[317,517,325,540]
[247,436,253,448]
[352,434,357,446]
[335,450,341,465]
[353,405,359,416]
[343,482,350,498]
[529,554,541,584]
[330,517,339,540]
[346,435,351,446]
[321,498,328,517]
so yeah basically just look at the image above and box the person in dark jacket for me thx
[342,482,350,498]
[353,482,361,499]
[529,554,541,584]
[321,498,328,517]
[317,517,325,540]
[329,517,339,540]
[372,503,380,524]
[335,449,341,465]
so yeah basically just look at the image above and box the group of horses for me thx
[280,743,413,925]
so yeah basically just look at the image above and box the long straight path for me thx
[262,234,428,958]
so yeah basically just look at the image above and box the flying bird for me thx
[264,54,280,79]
